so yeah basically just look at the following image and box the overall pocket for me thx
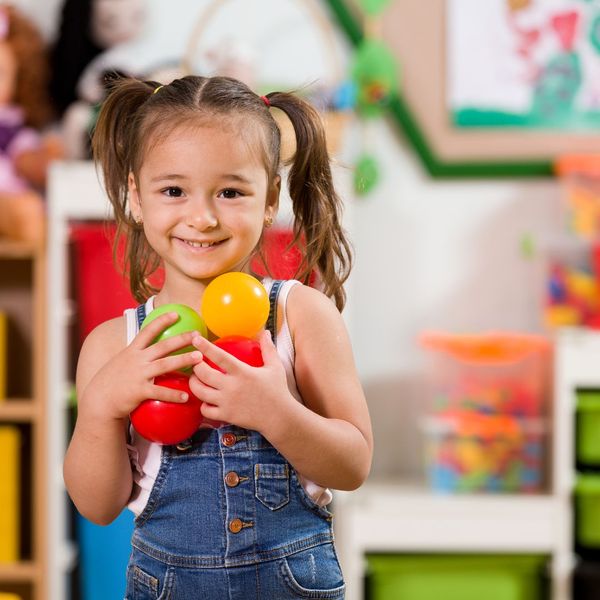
[255,463,290,510]
[278,543,346,599]
[125,551,176,599]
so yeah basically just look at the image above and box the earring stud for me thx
[264,215,274,228]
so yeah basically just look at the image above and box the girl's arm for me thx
[64,317,133,525]
[191,284,373,491]
[64,312,204,525]
[265,284,373,490]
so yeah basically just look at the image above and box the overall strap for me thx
[136,303,147,331]
[266,280,284,344]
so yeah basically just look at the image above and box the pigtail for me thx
[265,92,352,311]
[92,78,161,302]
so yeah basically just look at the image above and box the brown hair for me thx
[92,75,352,310]
[3,5,52,128]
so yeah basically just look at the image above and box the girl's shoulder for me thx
[79,315,127,367]
[285,283,343,343]
[75,315,127,398]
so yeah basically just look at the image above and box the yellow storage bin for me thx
[0,426,20,561]
[0,594,22,600]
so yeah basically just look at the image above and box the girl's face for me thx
[128,123,279,287]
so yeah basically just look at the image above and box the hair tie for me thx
[153,85,164,95]
[260,95,270,107]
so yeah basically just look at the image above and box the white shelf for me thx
[335,481,561,553]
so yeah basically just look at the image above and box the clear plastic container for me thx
[420,332,551,418]
[555,154,600,241]
[422,414,545,494]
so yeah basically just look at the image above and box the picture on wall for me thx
[448,0,600,130]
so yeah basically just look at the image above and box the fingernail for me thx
[191,351,202,360]
[180,393,189,401]
[169,312,179,319]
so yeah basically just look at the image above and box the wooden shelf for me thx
[0,560,39,582]
[0,399,38,422]
[0,240,39,259]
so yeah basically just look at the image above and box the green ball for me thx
[141,304,207,370]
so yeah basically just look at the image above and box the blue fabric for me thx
[125,427,344,599]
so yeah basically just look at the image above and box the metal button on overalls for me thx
[229,518,243,534]
[221,432,237,447]
[225,471,240,487]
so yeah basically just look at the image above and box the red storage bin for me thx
[70,222,136,343]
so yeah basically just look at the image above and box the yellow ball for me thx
[201,272,270,338]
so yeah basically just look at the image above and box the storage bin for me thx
[541,236,600,328]
[575,474,600,548]
[573,560,600,600]
[0,426,20,561]
[422,414,545,493]
[0,311,5,399]
[366,553,548,600]
[576,390,600,466]
[420,332,550,418]
[555,155,600,241]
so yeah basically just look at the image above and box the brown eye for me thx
[163,187,183,197]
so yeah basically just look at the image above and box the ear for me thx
[128,172,142,221]
[265,175,280,221]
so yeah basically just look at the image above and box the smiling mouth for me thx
[179,238,225,248]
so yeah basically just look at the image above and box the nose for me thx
[185,197,218,230]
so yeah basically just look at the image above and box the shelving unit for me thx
[334,329,579,600]
[0,240,47,600]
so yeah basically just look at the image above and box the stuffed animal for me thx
[0,4,62,244]
[50,0,146,159]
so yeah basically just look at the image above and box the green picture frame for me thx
[324,0,555,178]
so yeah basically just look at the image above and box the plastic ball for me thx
[130,372,203,445]
[141,303,207,371]
[201,273,269,338]
[205,336,264,373]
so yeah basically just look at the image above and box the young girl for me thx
[63,75,373,599]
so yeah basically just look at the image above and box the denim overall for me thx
[124,281,346,599]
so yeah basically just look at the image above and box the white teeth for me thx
[184,240,217,248]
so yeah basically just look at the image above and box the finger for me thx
[200,401,223,421]
[147,332,200,359]
[132,312,179,348]
[192,360,224,387]
[189,375,220,403]
[145,383,190,403]
[192,335,238,373]
[258,329,278,364]
[149,350,203,377]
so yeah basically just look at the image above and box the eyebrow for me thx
[150,173,254,184]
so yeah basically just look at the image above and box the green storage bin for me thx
[575,474,600,548]
[366,554,548,600]
[577,391,600,466]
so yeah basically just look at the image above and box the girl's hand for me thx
[189,330,294,433]
[82,312,203,421]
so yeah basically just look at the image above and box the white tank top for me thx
[125,278,333,516]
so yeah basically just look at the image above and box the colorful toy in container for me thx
[420,332,551,418]
[422,412,545,493]
[543,238,600,328]
[419,332,550,494]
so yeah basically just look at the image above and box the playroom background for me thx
[1,0,600,599]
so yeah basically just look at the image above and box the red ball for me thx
[205,336,264,371]
[130,372,203,445]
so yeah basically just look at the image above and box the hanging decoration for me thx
[351,0,399,196]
